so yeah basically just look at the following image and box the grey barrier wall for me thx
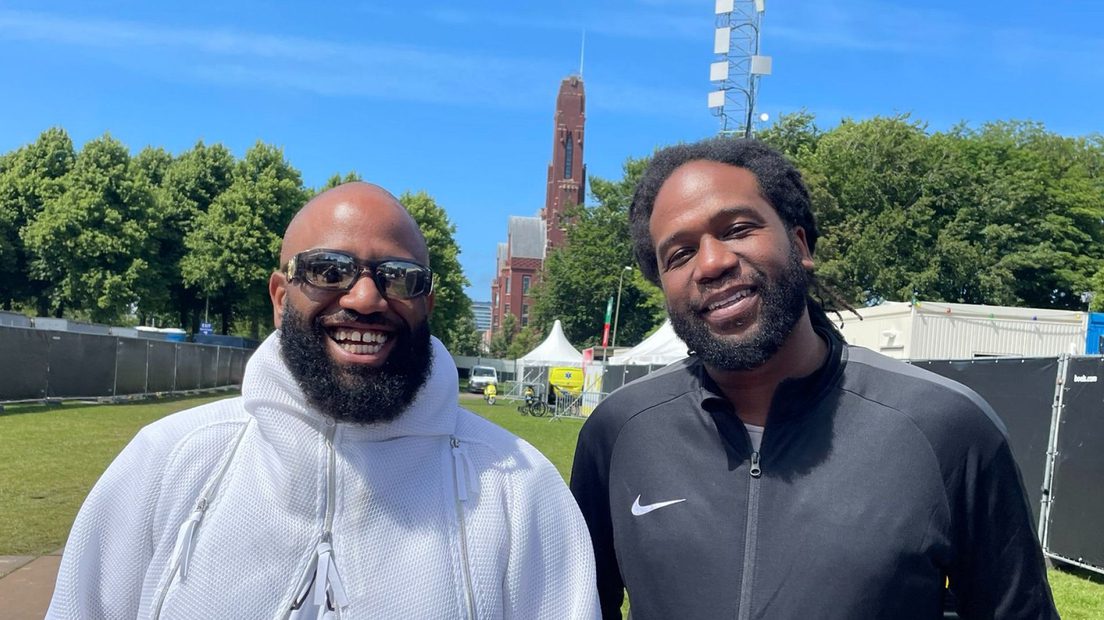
[0,325,251,402]
[1046,357,1104,571]
[602,364,667,394]
[48,331,117,398]
[915,358,1059,527]
[0,327,50,399]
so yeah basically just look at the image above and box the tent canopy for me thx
[517,319,582,366]
[607,319,688,366]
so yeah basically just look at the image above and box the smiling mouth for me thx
[326,327,390,355]
[705,288,756,313]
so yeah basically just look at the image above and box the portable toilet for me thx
[1087,312,1104,354]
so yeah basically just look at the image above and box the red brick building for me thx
[491,75,586,337]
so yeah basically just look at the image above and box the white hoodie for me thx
[47,333,599,619]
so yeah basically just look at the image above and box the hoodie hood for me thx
[241,331,460,444]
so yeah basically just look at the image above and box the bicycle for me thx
[517,387,547,417]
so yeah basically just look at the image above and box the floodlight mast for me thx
[709,0,770,138]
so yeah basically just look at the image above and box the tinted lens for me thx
[375,260,433,299]
[300,251,358,289]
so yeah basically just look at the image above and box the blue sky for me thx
[1,1,1102,300]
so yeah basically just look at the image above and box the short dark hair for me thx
[628,137,817,285]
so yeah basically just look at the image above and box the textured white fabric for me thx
[48,333,599,619]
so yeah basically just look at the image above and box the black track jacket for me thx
[570,332,1057,619]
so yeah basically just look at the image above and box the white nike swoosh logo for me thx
[631,495,687,516]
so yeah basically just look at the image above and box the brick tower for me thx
[542,75,586,250]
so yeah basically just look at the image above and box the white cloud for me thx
[0,9,556,108]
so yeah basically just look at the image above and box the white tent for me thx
[608,319,689,366]
[512,320,583,399]
[518,319,583,365]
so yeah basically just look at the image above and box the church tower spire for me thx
[542,74,586,250]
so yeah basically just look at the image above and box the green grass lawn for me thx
[2,392,1101,618]
[0,394,233,556]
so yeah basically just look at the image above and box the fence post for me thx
[1039,354,1069,552]
[112,337,121,398]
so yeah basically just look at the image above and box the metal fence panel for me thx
[915,358,1058,526]
[215,347,232,385]
[175,344,202,391]
[230,349,247,384]
[46,332,116,398]
[146,341,177,393]
[198,346,218,389]
[114,337,149,395]
[0,327,49,400]
[1046,357,1104,570]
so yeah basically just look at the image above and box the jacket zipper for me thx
[152,424,249,619]
[737,450,762,620]
[286,421,348,619]
[450,436,478,620]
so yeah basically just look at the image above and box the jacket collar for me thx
[697,326,846,426]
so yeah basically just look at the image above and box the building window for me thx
[505,276,511,295]
[522,275,531,294]
[563,132,574,179]
[505,303,511,317]
[521,304,529,327]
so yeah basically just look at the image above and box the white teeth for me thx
[708,289,752,311]
[329,328,389,353]
[336,341,384,355]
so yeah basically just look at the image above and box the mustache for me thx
[317,310,399,329]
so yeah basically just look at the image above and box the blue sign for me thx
[199,322,214,335]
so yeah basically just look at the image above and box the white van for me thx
[468,366,498,393]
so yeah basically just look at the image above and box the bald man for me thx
[48,183,600,619]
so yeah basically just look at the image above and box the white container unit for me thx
[837,301,1087,360]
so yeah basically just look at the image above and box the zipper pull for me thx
[749,451,762,478]
[168,498,207,582]
[313,539,350,612]
[450,436,479,502]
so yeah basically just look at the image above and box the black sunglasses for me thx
[284,249,434,300]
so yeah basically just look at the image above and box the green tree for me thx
[803,115,953,305]
[757,109,822,162]
[488,313,518,359]
[320,171,362,191]
[22,133,158,322]
[506,324,543,359]
[0,128,75,313]
[132,146,173,188]
[181,142,308,336]
[531,156,665,348]
[398,190,474,352]
[449,312,484,356]
[155,141,236,330]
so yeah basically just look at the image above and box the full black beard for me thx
[668,244,809,372]
[278,305,433,424]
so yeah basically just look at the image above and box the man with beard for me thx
[49,182,599,619]
[569,139,1056,619]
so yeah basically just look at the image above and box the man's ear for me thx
[424,291,436,316]
[269,271,287,328]
[792,226,815,271]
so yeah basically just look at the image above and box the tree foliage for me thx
[22,134,158,322]
[156,141,236,329]
[488,313,518,359]
[0,127,75,313]
[766,114,1104,310]
[181,142,308,335]
[399,191,475,352]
